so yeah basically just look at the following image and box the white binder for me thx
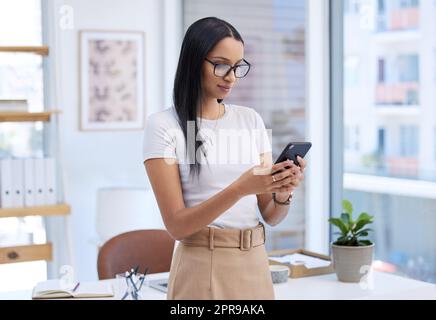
[34,158,46,206]
[0,159,13,208]
[11,159,24,208]
[44,157,57,205]
[24,158,36,207]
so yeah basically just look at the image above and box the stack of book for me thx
[0,99,28,112]
[0,157,57,208]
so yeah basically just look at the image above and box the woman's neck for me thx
[199,98,223,120]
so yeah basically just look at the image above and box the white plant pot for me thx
[331,243,375,283]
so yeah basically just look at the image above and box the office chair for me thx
[97,229,175,280]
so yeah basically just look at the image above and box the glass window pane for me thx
[0,123,44,158]
[342,0,436,284]
[0,261,47,292]
[0,0,42,46]
[0,53,44,112]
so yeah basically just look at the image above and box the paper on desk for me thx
[269,253,331,269]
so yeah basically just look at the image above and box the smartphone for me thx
[274,142,312,169]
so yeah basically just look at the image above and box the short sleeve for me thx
[142,113,178,161]
[253,110,272,155]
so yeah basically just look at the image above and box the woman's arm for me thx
[257,192,291,226]
[256,153,306,226]
[144,158,243,241]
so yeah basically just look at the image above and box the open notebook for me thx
[32,280,114,299]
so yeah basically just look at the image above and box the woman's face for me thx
[202,37,245,101]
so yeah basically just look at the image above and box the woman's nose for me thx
[223,69,236,82]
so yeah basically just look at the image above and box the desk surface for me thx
[1,271,435,300]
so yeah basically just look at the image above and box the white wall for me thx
[45,0,181,281]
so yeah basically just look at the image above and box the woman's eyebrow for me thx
[211,56,244,64]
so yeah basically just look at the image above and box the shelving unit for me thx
[0,110,61,123]
[0,46,49,56]
[0,47,70,265]
[0,243,52,264]
[0,204,70,219]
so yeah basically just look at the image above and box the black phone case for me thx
[274,142,312,168]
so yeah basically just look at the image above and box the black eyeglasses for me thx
[205,58,251,78]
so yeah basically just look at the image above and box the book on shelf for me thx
[0,99,28,112]
[0,157,57,209]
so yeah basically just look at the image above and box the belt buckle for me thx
[261,223,266,244]
[240,229,252,251]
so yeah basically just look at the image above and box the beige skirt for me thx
[166,222,275,300]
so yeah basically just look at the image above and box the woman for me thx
[143,17,306,300]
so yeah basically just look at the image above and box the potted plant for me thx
[329,199,375,283]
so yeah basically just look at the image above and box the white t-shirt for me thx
[142,103,272,229]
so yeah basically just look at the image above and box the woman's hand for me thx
[273,156,306,201]
[233,156,306,197]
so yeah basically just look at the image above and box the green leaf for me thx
[328,218,348,235]
[342,199,353,216]
[354,220,372,232]
[357,212,373,221]
[355,213,374,231]
[340,213,351,228]
[355,228,373,237]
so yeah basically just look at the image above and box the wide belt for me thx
[180,222,266,251]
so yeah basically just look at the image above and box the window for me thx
[0,0,42,46]
[376,54,419,105]
[398,54,419,83]
[184,0,307,251]
[377,127,386,155]
[377,0,420,31]
[345,126,351,150]
[345,125,360,151]
[434,49,436,83]
[399,125,419,157]
[342,0,436,284]
[354,126,360,151]
[434,127,436,162]
[378,58,385,83]
[399,0,419,9]
[345,56,360,87]
[345,0,361,15]
[378,0,386,13]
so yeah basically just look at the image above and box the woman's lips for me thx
[218,85,232,92]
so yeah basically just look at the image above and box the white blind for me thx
[184,0,306,157]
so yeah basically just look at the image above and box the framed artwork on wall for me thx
[79,30,145,131]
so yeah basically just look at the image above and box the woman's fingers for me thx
[268,156,307,193]
[272,164,301,181]
[272,176,299,188]
[297,156,306,171]
[273,184,295,193]
[271,160,292,174]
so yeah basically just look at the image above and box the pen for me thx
[72,282,80,292]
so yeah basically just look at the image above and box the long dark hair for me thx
[173,17,244,180]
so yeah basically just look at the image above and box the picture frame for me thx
[79,30,145,131]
